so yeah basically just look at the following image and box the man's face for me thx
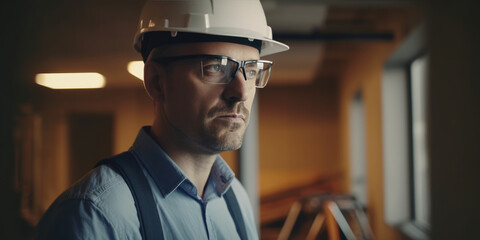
[152,42,259,154]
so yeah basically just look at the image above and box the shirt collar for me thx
[130,126,235,198]
[130,126,186,197]
[210,156,235,196]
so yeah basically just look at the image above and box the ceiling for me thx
[25,0,422,89]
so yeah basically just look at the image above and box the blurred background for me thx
[1,0,479,239]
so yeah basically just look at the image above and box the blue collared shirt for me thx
[36,126,258,239]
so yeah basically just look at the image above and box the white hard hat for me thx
[134,0,289,58]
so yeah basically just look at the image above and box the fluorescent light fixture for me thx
[127,61,144,81]
[35,72,106,89]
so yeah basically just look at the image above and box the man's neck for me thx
[149,124,217,198]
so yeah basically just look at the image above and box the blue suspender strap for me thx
[95,152,164,240]
[224,187,248,240]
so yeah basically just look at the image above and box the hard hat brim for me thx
[134,28,289,58]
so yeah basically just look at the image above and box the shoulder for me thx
[36,165,140,240]
[67,165,126,200]
[57,165,134,209]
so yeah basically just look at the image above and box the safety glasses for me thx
[153,54,273,88]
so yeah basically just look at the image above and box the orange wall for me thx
[36,87,153,213]
[338,42,405,239]
[257,84,344,196]
[258,85,340,171]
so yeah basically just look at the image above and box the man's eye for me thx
[204,64,223,73]
[246,69,258,78]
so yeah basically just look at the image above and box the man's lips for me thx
[215,113,246,122]
[207,103,250,122]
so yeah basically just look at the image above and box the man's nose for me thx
[221,69,252,103]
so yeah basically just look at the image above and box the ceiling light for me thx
[128,61,144,81]
[35,72,106,89]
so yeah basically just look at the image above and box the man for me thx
[36,0,288,239]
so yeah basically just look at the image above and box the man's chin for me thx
[208,138,243,153]
[200,125,247,153]
[205,133,244,153]
[218,143,243,152]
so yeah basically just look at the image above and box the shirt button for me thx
[220,175,228,184]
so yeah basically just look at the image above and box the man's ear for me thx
[144,61,166,101]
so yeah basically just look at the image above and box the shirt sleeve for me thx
[36,198,117,240]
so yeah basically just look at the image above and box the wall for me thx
[338,41,406,239]
[35,87,150,212]
[258,85,339,171]
[428,0,480,238]
[258,83,343,196]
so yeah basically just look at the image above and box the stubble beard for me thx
[200,103,250,153]
[203,123,246,152]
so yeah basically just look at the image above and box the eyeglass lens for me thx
[200,56,271,88]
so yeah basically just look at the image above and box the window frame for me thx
[381,23,430,240]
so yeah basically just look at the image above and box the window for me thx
[382,24,429,239]
[410,56,430,229]
[349,92,368,207]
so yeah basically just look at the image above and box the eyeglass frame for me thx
[150,54,273,88]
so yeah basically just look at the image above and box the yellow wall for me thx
[257,84,344,195]
[36,87,152,212]
[338,42,405,239]
[258,85,339,171]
